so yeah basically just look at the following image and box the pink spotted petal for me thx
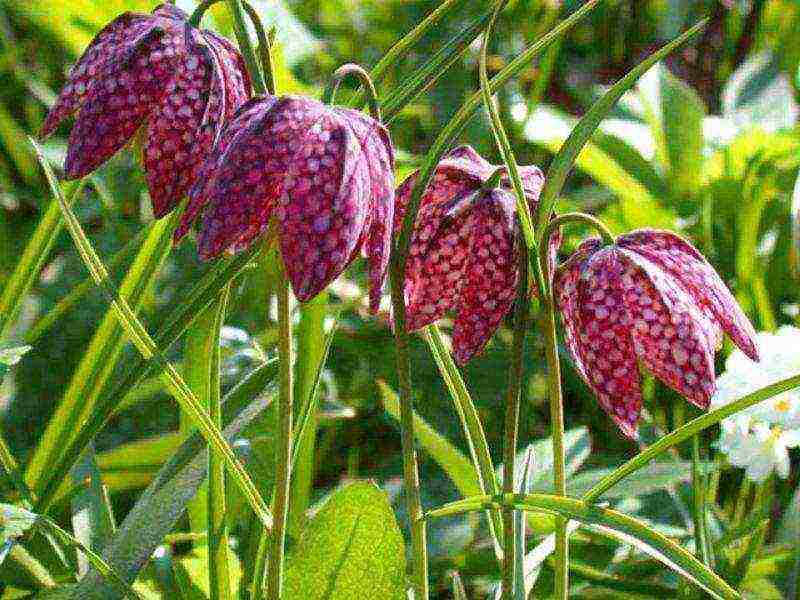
[443,145,494,174]
[197,96,325,260]
[618,249,721,409]
[41,12,157,138]
[280,111,370,302]
[203,31,252,106]
[617,230,758,361]
[144,28,216,217]
[176,97,274,242]
[404,201,473,332]
[577,247,644,439]
[64,25,182,179]
[339,109,396,312]
[554,237,603,383]
[452,189,519,365]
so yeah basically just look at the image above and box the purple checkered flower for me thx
[40,3,251,217]
[175,95,395,310]
[554,229,759,438]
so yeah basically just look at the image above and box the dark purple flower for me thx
[394,146,557,365]
[40,4,251,217]
[175,95,395,310]
[554,230,759,438]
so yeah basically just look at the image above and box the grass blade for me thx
[0,180,85,339]
[425,493,740,600]
[30,138,273,533]
[533,18,709,238]
[423,325,504,558]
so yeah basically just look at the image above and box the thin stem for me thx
[322,63,381,121]
[543,212,615,248]
[539,228,569,600]
[267,276,294,600]
[389,266,429,600]
[208,285,232,600]
[225,0,268,95]
[501,239,529,599]
[691,435,711,567]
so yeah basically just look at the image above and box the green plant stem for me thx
[225,0,268,95]
[267,276,294,600]
[691,435,711,567]
[538,241,569,600]
[208,285,232,600]
[389,266,429,600]
[501,242,529,599]
[322,63,381,120]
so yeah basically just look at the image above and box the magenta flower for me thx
[394,146,557,366]
[40,4,251,217]
[175,95,395,310]
[554,230,759,438]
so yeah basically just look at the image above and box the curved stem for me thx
[322,63,381,121]
[389,267,429,600]
[543,212,615,248]
[501,238,529,599]
[267,276,294,600]
[224,0,268,95]
[538,228,569,600]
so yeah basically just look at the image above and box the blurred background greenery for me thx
[0,0,799,597]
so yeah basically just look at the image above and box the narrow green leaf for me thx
[30,138,273,534]
[534,18,709,240]
[0,180,85,339]
[26,207,175,499]
[70,445,115,577]
[73,360,278,597]
[283,482,406,600]
[423,325,504,557]
[379,381,480,498]
[583,372,800,503]
[425,493,739,600]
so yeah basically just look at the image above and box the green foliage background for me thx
[0,0,798,598]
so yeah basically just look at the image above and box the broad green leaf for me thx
[73,361,278,598]
[283,482,406,600]
[379,381,480,498]
[426,494,739,600]
[0,180,84,339]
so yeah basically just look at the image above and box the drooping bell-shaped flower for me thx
[394,145,557,365]
[175,95,395,310]
[554,229,759,438]
[40,3,251,217]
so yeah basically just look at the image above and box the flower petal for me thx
[403,200,473,332]
[175,96,273,242]
[577,247,644,438]
[339,109,396,312]
[279,110,370,302]
[64,24,182,179]
[618,229,759,361]
[40,12,156,138]
[554,237,602,383]
[202,31,252,107]
[452,189,519,365]
[197,96,326,261]
[617,248,721,409]
[143,28,217,217]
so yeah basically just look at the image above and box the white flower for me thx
[712,326,800,482]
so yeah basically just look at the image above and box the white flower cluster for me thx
[711,326,800,482]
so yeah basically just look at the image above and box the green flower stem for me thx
[500,241,529,599]
[389,266,429,600]
[225,0,268,95]
[542,212,615,248]
[322,63,381,121]
[267,276,294,600]
[691,435,711,567]
[208,285,232,600]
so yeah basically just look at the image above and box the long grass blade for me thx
[30,138,273,533]
[425,493,740,600]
